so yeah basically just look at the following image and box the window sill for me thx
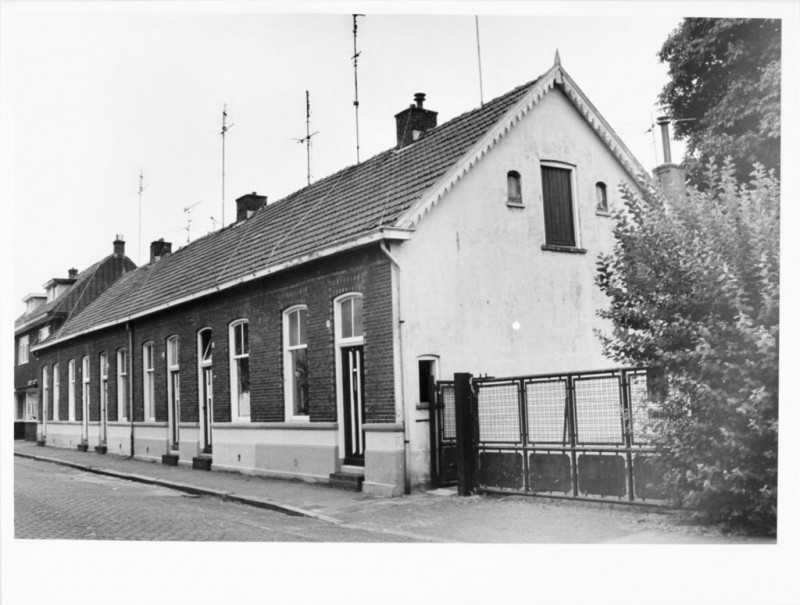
[506,200,525,209]
[416,401,430,410]
[541,244,587,254]
[595,209,611,217]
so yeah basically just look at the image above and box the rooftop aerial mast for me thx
[220,104,234,227]
[137,169,147,265]
[294,90,319,186]
[352,14,364,164]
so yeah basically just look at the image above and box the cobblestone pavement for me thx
[14,457,421,542]
[14,443,773,544]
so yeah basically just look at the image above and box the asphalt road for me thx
[14,457,420,542]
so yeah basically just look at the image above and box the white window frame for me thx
[81,356,90,428]
[333,293,364,458]
[39,325,50,342]
[540,160,582,249]
[42,365,50,422]
[18,335,29,365]
[99,352,108,440]
[143,342,155,422]
[197,327,214,449]
[334,293,364,347]
[229,320,251,422]
[117,348,128,421]
[68,359,76,421]
[166,335,180,448]
[283,305,309,421]
[52,363,60,421]
[25,390,38,421]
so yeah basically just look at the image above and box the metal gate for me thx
[434,369,667,504]
[430,380,458,487]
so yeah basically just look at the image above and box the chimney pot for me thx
[113,235,125,257]
[150,239,172,264]
[236,192,267,222]
[68,268,78,279]
[395,93,438,148]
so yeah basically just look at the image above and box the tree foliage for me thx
[658,18,781,185]
[596,163,779,534]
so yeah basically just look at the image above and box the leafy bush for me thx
[596,163,779,535]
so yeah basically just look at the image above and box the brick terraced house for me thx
[14,238,137,440]
[26,58,656,495]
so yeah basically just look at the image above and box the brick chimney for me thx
[113,234,125,257]
[68,268,78,279]
[653,116,686,199]
[236,192,267,222]
[150,238,172,264]
[395,93,438,148]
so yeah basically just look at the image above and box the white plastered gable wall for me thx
[391,65,650,488]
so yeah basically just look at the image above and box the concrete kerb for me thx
[14,451,343,524]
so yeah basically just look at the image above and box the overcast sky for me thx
[0,4,707,314]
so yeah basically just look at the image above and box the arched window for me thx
[117,348,128,421]
[68,359,76,421]
[595,181,608,212]
[81,356,90,429]
[166,336,180,448]
[99,352,108,421]
[52,363,60,421]
[507,171,522,205]
[284,306,309,420]
[42,365,49,422]
[197,328,214,451]
[142,343,155,421]
[336,294,364,342]
[229,320,250,421]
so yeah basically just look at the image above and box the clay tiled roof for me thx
[15,259,102,334]
[40,78,540,346]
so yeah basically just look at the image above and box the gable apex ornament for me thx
[554,49,561,66]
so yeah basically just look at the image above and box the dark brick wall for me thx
[34,245,396,427]
[14,328,40,391]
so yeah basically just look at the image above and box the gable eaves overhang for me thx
[31,227,413,353]
[15,313,52,336]
[395,64,652,229]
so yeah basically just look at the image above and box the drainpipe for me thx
[380,240,411,494]
[127,322,135,458]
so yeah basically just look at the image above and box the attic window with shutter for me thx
[540,163,586,254]
[506,171,523,207]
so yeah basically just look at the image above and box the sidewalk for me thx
[13,441,771,543]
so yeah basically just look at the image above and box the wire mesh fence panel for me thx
[525,379,569,444]
[573,376,624,444]
[477,382,521,443]
[441,385,457,440]
[628,371,658,445]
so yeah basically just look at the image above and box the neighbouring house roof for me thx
[33,61,650,351]
[16,253,137,339]
[15,259,104,336]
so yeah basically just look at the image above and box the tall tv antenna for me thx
[293,90,319,186]
[220,104,235,227]
[352,14,364,164]
[137,169,147,265]
[475,16,484,107]
[182,202,201,244]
